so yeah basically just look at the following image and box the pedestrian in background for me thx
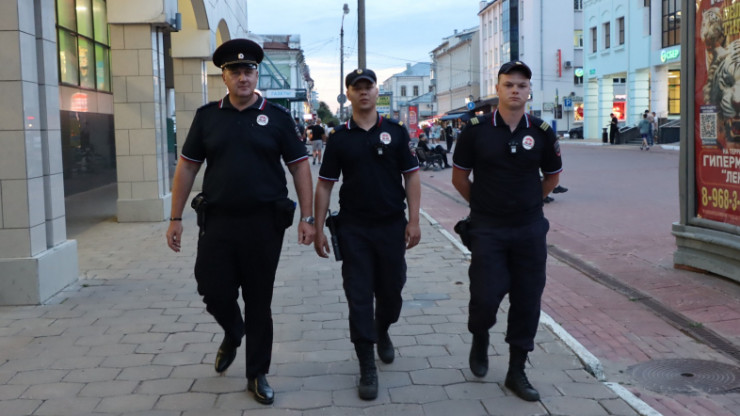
[609,113,619,145]
[165,38,316,406]
[308,118,327,165]
[639,112,652,150]
[645,110,655,147]
[651,111,659,143]
[314,68,421,401]
[445,121,454,153]
[451,60,562,402]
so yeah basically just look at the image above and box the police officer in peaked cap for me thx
[166,38,315,405]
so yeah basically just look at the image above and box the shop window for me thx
[668,70,680,115]
[56,0,111,93]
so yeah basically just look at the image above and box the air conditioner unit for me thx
[563,61,572,69]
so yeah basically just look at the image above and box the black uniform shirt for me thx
[453,110,563,226]
[180,94,308,210]
[319,114,419,221]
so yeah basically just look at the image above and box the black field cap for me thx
[212,38,264,69]
[345,69,377,87]
[498,61,532,79]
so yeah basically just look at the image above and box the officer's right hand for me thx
[314,231,330,258]
[166,221,183,252]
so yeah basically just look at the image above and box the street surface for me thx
[419,140,740,415]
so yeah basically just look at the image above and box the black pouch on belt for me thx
[454,215,472,249]
[273,198,297,231]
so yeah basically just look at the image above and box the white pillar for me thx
[628,70,650,125]
[0,0,78,305]
[584,78,600,140]
[110,24,172,222]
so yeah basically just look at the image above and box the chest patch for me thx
[522,135,535,150]
[257,114,269,126]
[380,132,392,145]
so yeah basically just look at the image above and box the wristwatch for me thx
[300,216,315,225]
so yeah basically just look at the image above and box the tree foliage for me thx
[317,101,339,125]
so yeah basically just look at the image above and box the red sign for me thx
[408,105,419,138]
[693,1,740,226]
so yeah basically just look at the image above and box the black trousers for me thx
[338,216,407,344]
[467,217,549,352]
[609,127,618,144]
[194,210,284,378]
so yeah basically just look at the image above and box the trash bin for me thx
[602,128,608,143]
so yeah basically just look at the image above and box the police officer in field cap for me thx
[166,38,315,405]
[452,59,562,402]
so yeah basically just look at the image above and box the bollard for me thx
[602,128,608,143]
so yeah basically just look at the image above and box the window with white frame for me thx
[603,21,610,49]
[574,30,583,48]
[590,26,597,52]
[617,17,625,45]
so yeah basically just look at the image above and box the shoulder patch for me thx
[539,121,551,131]
[470,117,480,126]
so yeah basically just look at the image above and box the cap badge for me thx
[357,69,363,74]
[238,53,244,59]
[257,114,269,126]
[380,132,392,145]
[522,135,535,150]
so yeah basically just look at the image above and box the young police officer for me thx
[314,69,421,400]
[452,61,562,402]
[166,38,315,405]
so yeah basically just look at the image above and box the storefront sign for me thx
[660,46,680,63]
[694,1,740,227]
[377,94,391,116]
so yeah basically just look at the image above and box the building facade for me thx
[431,28,481,115]
[582,0,681,139]
[258,34,314,119]
[478,0,585,133]
[0,0,264,305]
[381,62,432,117]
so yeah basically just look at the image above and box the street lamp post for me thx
[338,3,350,121]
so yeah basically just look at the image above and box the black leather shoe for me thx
[469,333,489,377]
[247,374,275,405]
[552,185,568,194]
[543,196,554,203]
[505,368,540,402]
[377,331,394,364]
[214,336,237,374]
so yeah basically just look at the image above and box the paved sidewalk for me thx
[0,184,642,415]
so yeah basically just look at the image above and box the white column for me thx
[173,58,207,155]
[0,0,78,305]
[628,70,650,125]
[584,78,600,140]
[110,24,171,222]
[598,77,614,133]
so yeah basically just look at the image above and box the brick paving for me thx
[0,165,644,415]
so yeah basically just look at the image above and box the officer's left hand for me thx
[405,222,421,249]
[298,221,315,245]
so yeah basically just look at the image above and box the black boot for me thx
[469,332,489,377]
[247,373,274,405]
[504,347,540,402]
[214,335,238,374]
[376,322,394,364]
[355,342,378,400]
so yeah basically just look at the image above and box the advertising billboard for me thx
[694,0,740,227]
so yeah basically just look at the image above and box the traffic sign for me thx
[466,101,475,110]
[563,98,573,110]
[337,93,346,104]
